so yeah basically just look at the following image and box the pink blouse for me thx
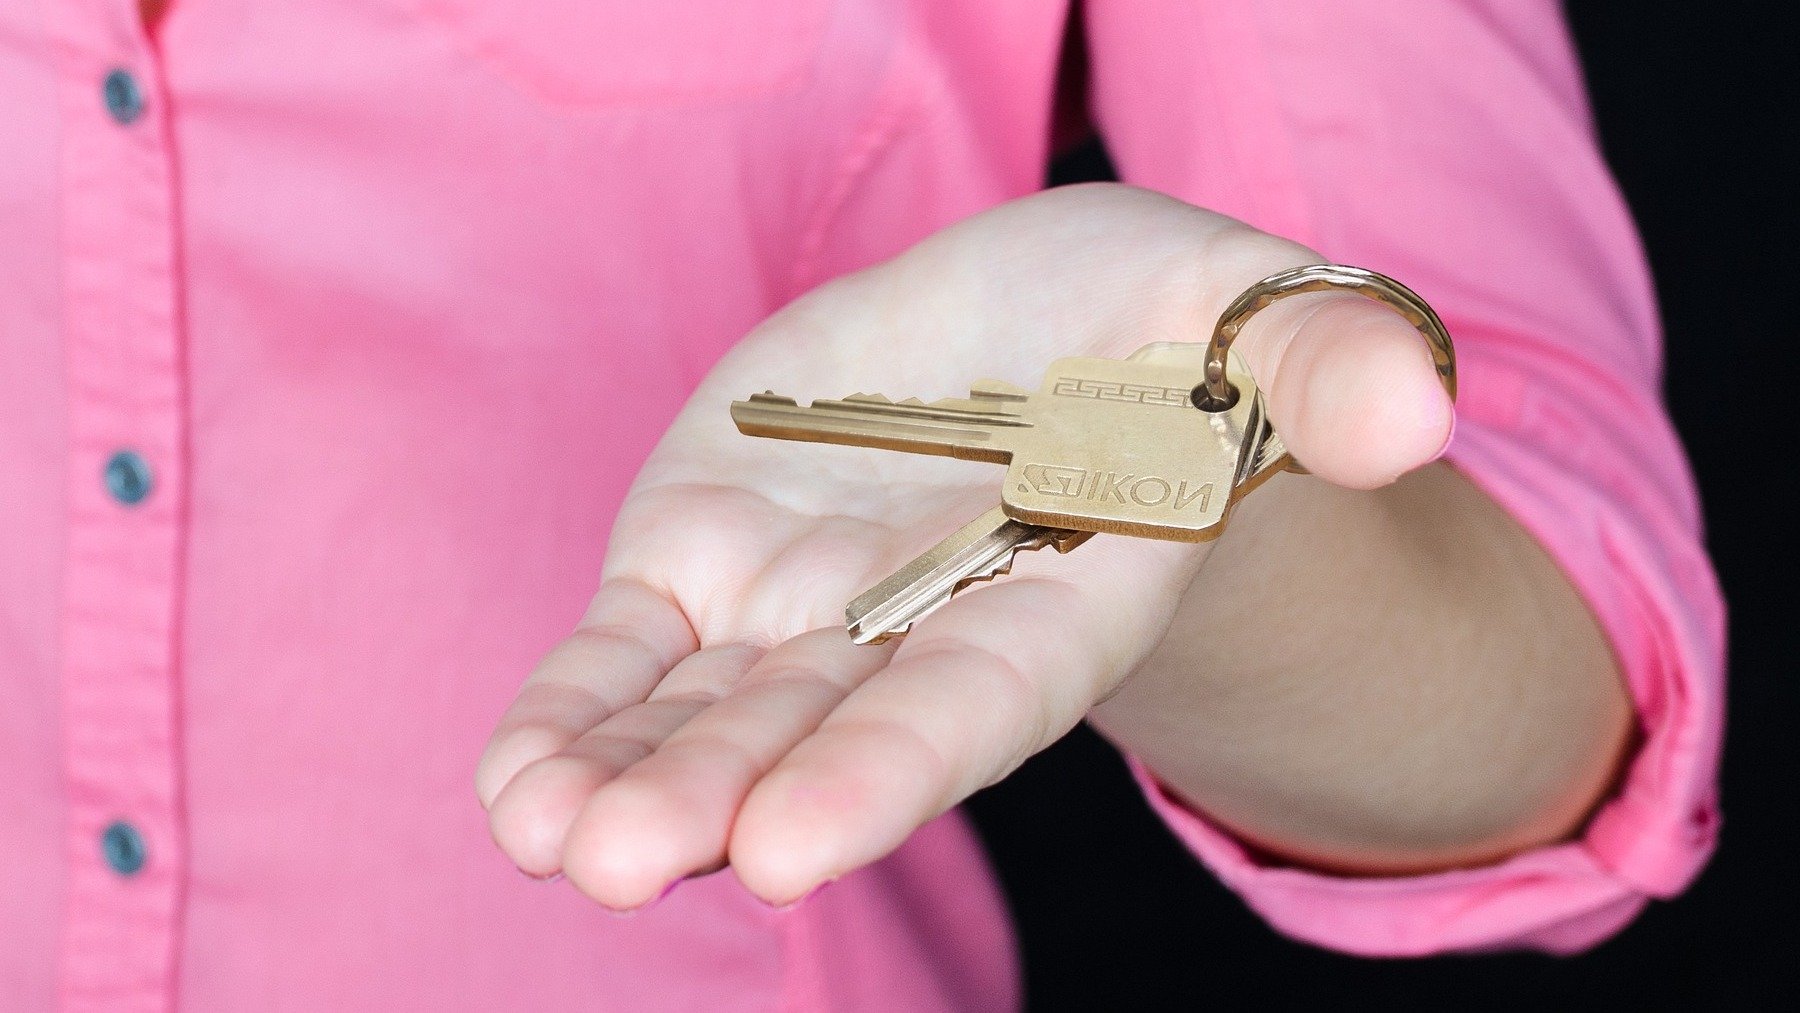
[0,0,1723,1009]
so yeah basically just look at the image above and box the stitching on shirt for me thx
[1587,517,1720,896]
[785,45,924,299]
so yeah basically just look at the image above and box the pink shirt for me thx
[1,0,1724,1009]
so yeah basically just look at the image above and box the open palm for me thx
[475,184,1452,910]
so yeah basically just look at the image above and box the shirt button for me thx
[102,68,145,124]
[103,449,154,505]
[101,821,148,876]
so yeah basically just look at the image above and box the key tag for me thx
[1195,264,1459,474]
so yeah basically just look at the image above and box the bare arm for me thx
[1093,463,1633,875]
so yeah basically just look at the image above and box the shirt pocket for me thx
[400,0,833,107]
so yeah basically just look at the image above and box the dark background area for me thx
[965,4,1798,1006]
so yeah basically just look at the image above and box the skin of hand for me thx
[475,183,1631,910]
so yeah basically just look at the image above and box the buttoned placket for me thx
[49,1,188,1008]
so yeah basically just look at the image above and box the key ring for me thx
[1194,264,1458,411]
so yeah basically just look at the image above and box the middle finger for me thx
[559,627,893,910]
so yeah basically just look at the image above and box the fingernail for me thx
[770,878,835,913]
[603,878,681,919]
[1429,409,1458,463]
[519,868,564,883]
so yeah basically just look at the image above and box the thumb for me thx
[1227,279,1455,490]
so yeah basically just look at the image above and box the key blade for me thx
[846,506,1091,645]
[731,391,1030,464]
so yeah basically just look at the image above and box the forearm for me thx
[1090,462,1634,876]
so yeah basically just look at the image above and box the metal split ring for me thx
[1194,264,1458,412]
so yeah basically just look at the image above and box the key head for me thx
[998,348,1264,541]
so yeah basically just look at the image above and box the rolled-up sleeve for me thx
[1087,0,1725,955]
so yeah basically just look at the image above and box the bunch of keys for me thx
[731,265,1457,644]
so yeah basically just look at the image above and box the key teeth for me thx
[742,391,801,408]
[857,624,905,645]
[856,533,1058,644]
[947,561,1012,597]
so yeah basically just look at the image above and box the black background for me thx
[965,4,1798,1006]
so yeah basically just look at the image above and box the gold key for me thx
[835,344,1291,643]
[738,341,1271,642]
[733,345,1267,541]
[731,265,1457,644]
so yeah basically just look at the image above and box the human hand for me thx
[475,183,1453,910]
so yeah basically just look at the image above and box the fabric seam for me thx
[784,44,923,300]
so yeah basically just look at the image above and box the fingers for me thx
[488,689,723,877]
[728,538,1195,904]
[1224,278,1455,489]
[557,629,893,909]
[475,579,696,809]
[494,540,1186,906]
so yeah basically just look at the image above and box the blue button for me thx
[102,68,144,124]
[103,450,153,505]
[101,821,148,876]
